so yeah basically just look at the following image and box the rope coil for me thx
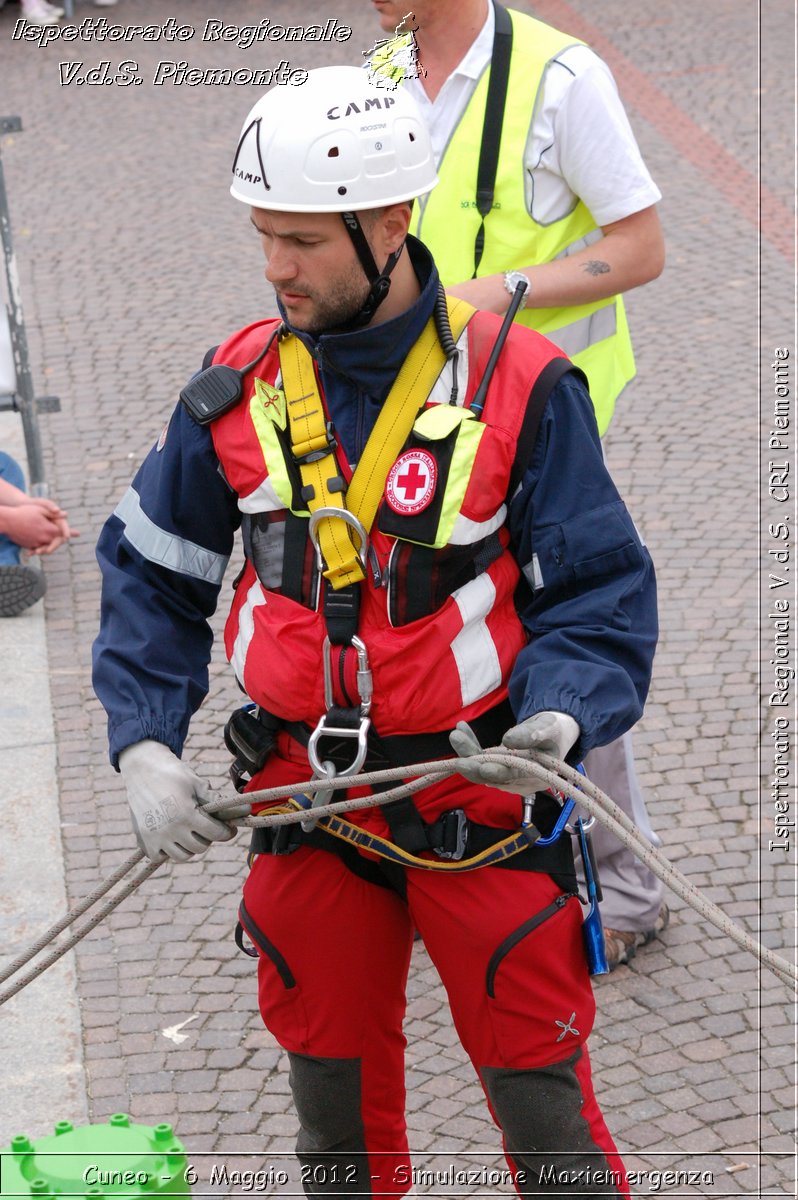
[1,748,795,1005]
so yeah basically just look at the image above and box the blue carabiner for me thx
[521,761,584,842]
[576,814,609,975]
[534,797,576,845]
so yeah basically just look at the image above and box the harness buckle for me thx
[431,808,468,861]
[292,421,338,465]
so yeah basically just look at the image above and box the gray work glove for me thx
[449,711,580,794]
[119,740,248,863]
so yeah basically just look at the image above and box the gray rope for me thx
[0,750,794,1006]
[0,856,159,1005]
[0,850,147,989]
[230,754,798,992]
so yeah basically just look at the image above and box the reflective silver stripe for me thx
[238,476,285,514]
[554,228,603,260]
[548,303,617,359]
[230,577,267,683]
[114,486,229,585]
[450,504,506,546]
[450,573,502,706]
[522,553,544,592]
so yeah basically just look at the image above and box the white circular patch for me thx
[385,449,437,516]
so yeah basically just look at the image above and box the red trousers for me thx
[241,844,629,1198]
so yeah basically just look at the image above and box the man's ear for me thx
[379,202,413,254]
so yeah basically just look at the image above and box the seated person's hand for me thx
[1,498,79,554]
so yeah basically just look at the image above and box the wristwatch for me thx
[503,270,531,308]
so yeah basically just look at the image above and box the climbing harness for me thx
[253,792,544,874]
[1,746,795,1006]
[279,294,474,823]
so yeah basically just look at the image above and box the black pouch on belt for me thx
[224,705,281,790]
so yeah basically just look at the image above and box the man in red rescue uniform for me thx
[93,67,657,1198]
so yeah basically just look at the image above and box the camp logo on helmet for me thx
[231,117,270,193]
[229,65,437,213]
[326,95,396,120]
[385,450,437,516]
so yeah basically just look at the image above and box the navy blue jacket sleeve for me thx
[507,372,658,760]
[92,404,241,767]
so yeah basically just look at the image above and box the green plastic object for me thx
[0,1115,190,1198]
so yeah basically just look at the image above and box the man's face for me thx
[370,3,424,35]
[251,208,370,335]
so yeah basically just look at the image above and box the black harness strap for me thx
[508,360,589,498]
[473,1,513,277]
[323,578,361,646]
[249,822,407,896]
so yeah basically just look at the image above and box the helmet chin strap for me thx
[340,211,404,329]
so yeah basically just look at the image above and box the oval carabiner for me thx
[349,634,373,714]
[307,507,369,575]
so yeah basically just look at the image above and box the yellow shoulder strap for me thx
[279,296,475,589]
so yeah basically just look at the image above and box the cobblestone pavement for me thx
[0,0,795,1196]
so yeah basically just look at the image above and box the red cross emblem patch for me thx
[385,449,437,515]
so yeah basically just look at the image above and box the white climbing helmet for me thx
[230,65,438,212]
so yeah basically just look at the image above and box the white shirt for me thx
[402,5,662,229]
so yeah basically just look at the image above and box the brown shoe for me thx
[604,902,670,970]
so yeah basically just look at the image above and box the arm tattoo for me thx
[583,259,611,276]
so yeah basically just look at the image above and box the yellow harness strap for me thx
[279,297,475,589]
[256,798,538,873]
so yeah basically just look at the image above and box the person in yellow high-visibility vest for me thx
[368,0,668,967]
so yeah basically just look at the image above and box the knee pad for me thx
[288,1052,372,1196]
[481,1052,623,1196]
